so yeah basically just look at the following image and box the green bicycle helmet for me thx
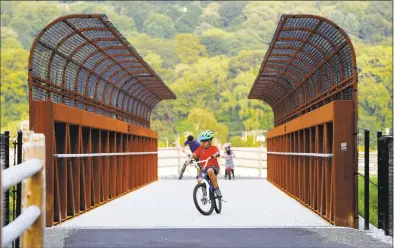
[199,130,214,141]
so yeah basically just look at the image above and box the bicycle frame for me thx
[187,156,216,191]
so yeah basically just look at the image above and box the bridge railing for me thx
[1,132,46,248]
[158,147,376,178]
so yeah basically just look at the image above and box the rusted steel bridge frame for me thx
[248,14,358,228]
[28,14,176,226]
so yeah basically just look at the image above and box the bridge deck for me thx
[55,179,329,228]
[45,179,391,248]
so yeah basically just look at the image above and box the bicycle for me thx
[223,154,235,180]
[178,154,190,180]
[179,152,198,180]
[190,155,224,215]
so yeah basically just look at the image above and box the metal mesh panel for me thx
[87,105,95,113]
[64,62,78,90]
[249,14,357,126]
[303,43,324,61]
[72,44,96,64]
[64,96,75,107]
[58,34,85,56]
[77,96,85,110]
[340,44,354,79]
[331,55,341,84]
[278,30,309,40]
[84,53,105,69]
[342,86,353,100]
[298,51,314,67]
[117,91,124,109]
[311,34,333,56]
[95,59,113,74]
[50,54,67,85]
[104,84,112,105]
[29,14,175,126]
[293,58,308,74]
[95,40,123,49]
[32,85,47,100]
[283,17,319,29]
[122,95,129,111]
[68,17,106,29]
[96,80,106,101]
[318,22,346,46]
[111,88,119,106]
[103,65,121,80]
[81,30,114,39]
[32,43,52,79]
[323,63,332,90]
[111,71,127,85]
[113,55,137,62]
[117,75,131,87]
[41,22,74,49]
[276,40,303,48]
[107,49,129,55]
[77,69,89,95]
[87,75,98,98]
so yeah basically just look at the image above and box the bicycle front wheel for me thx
[193,183,214,215]
[179,162,188,180]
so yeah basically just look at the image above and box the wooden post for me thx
[20,133,46,248]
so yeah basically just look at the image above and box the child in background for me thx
[223,143,236,179]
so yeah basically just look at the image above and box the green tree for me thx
[175,34,207,64]
[143,13,175,39]
[218,1,247,28]
[1,48,29,128]
[9,2,62,49]
[174,4,203,33]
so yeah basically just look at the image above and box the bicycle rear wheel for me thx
[193,183,214,215]
[214,193,222,214]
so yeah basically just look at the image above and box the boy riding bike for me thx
[192,130,222,198]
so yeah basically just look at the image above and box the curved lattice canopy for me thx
[29,14,176,128]
[248,14,357,127]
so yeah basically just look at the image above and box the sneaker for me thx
[214,188,222,198]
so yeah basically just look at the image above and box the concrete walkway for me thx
[55,179,330,228]
[45,179,391,248]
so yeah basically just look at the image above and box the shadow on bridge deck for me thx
[45,179,391,248]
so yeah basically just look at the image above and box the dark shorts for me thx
[196,165,219,179]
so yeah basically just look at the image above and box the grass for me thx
[358,174,379,227]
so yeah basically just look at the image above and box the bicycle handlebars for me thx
[188,153,220,170]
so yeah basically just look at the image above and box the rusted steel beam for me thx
[248,14,357,128]
[63,19,161,103]
[31,78,148,125]
[30,100,159,226]
[29,14,176,130]
[266,101,356,228]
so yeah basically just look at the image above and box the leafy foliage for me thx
[0,1,392,149]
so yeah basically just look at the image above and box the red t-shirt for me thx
[193,145,220,169]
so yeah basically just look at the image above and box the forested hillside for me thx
[1,1,392,148]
